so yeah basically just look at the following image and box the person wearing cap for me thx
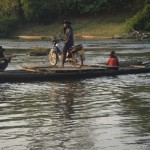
[0,46,11,72]
[61,20,74,67]
[106,51,119,69]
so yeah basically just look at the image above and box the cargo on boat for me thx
[0,61,150,83]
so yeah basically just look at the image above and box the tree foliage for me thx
[0,0,149,37]
[126,4,150,32]
[0,0,22,16]
[0,15,19,37]
[0,0,147,22]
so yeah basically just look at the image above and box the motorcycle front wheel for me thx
[73,52,83,68]
[49,50,58,66]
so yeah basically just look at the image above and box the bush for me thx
[29,47,49,56]
[0,15,19,37]
[145,22,150,30]
[126,5,150,32]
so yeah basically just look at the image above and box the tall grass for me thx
[14,13,129,38]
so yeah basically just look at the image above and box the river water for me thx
[0,39,150,150]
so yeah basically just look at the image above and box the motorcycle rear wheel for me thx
[73,52,83,68]
[49,50,58,66]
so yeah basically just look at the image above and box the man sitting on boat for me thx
[0,46,11,72]
[107,51,119,69]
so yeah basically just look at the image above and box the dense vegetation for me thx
[0,0,149,37]
[126,4,150,32]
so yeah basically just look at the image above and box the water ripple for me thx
[0,39,150,150]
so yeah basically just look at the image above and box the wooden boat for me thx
[0,61,150,83]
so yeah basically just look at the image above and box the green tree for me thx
[0,0,22,16]
[21,0,59,23]
[0,15,19,37]
[126,4,150,31]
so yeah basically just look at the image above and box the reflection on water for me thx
[0,75,150,150]
[0,39,150,150]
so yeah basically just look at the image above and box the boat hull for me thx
[0,66,150,83]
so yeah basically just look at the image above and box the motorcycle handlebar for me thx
[52,37,64,42]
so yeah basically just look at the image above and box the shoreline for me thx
[17,35,113,40]
[16,32,150,41]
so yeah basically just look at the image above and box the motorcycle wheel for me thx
[73,52,83,68]
[49,50,58,66]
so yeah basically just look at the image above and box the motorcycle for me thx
[48,37,85,68]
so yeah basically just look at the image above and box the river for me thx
[0,39,150,150]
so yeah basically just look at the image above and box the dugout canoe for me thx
[0,61,150,83]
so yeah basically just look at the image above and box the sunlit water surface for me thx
[0,39,150,150]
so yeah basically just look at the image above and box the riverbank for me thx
[17,35,113,40]
[12,14,130,40]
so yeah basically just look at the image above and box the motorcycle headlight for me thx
[52,47,57,51]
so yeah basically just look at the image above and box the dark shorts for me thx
[0,61,8,72]
[62,43,73,64]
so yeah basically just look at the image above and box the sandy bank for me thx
[18,35,113,40]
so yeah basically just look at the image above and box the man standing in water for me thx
[61,20,74,67]
[0,46,11,72]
